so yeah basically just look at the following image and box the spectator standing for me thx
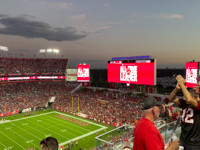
[169,75,200,150]
[133,96,179,150]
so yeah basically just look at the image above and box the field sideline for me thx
[0,111,108,150]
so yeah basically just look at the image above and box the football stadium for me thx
[0,54,191,150]
[1,2,200,149]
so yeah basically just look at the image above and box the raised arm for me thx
[176,75,198,108]
[169,83,180,106]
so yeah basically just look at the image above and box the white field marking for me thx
[26,119,69,140]
[0,130,25,150]
[45,134,51,137]
[41,115,86,134]
[46,114,90,132]
[53,111,108,146]
[5,127,12,130]
[19,120,47,135]
[1,124,40,149]
[9,123,41,141]
[26,140,34,144]
[0,111,54,125]
[22,123,28,126]
[0,142,7,149]
[54,111,106,128]
[31,117,77,138]
[59,125,107,146]
[61,129,66,132]
[45,114,89,133]
[5,146,13,150]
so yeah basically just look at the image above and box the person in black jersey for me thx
[169,75,200,150]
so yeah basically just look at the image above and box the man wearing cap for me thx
[133,96,179,150]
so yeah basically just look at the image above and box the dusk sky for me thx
[0,0,200,69]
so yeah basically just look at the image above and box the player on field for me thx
[169,75,200,150]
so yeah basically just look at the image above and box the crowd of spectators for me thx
[0,82,77,113]
[0,57,68,75]
[53,89,144,126]
[0,81,180,127]
[0,80,144,126]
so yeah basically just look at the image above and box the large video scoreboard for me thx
[186,62,200,88]
[108,58,156,85]
[77,64,90,82]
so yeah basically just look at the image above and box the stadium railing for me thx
[95,125,133,150]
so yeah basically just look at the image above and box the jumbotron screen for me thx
[77,64,90,82]
[186,62,199,88]
[108,59,156,85]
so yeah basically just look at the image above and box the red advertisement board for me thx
[77,64,90,82]
[186,62,199,88]
[0,76,65,81]
[108,60,156,85]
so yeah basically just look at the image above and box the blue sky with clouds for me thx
[0,0,200,68]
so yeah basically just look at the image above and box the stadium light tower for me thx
[39,48,60,58]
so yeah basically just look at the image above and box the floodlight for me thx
[53,49,59,53]
[0,46,8,51]
[47,49,53,53]
[39,49,46,53]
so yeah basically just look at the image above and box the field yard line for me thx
[1,123,40,149]
[18,121,47,135]
[0,130,25,150]
[26,119,69,140]
[54,111,106,128]
[59,126,107,146]
[0,111,54,124]
[55,111,108,146]
[0,142,7,149]
[10,123,42,141]
[44,115,86,134]
[31,117,77,138]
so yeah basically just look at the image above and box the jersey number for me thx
[181,108,194,124]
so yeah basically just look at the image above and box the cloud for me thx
[70,14,86,21]
[0,16,87,42]
[103,3,110,8]
[85,26,110,33]
[41,1,74,9]
[149,14,184,19]
[0,14,9,18]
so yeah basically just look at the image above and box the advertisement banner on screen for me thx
[186,62,199,88]
[77,64,90,82]
[108,59,156,85]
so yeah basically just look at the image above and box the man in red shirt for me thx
[133,96,179,150]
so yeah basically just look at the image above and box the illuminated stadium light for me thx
[47,49,53,53]
[0,46,8,51]
[39,49,46,53]
[53,49,59,53]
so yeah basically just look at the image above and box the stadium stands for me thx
[0,57,68,75]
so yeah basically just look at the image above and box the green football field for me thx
[0,111,108,150]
